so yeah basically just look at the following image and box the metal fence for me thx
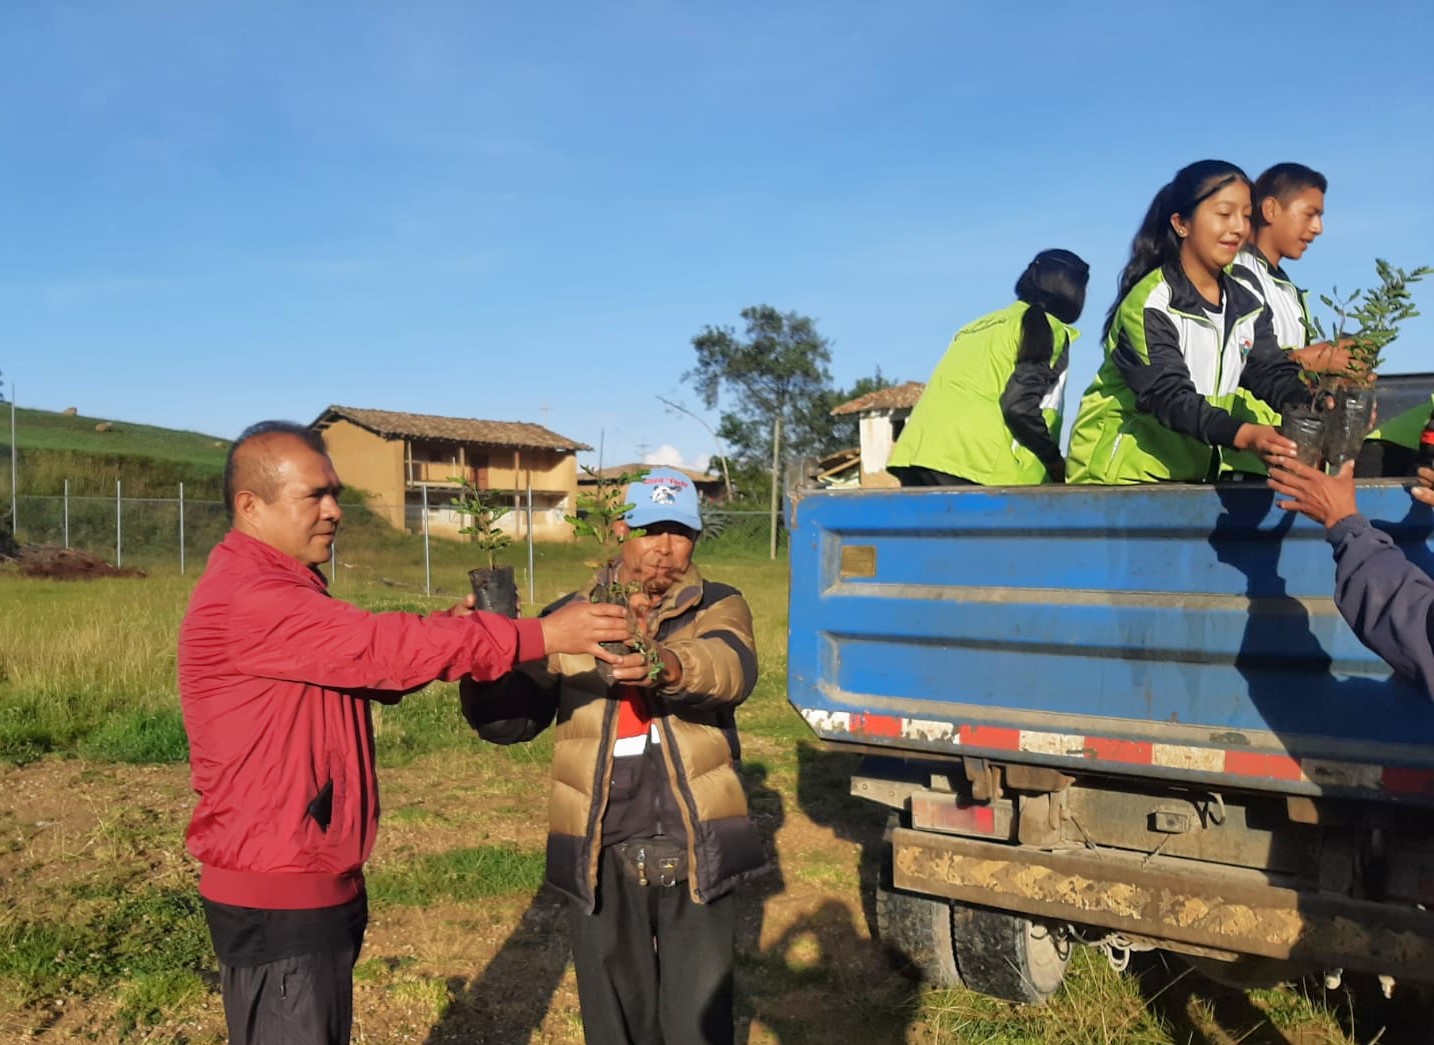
[7,486,784,589]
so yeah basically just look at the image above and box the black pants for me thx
[219,944,359,1045]
[888,465,977,487]
[568,846,737,1045]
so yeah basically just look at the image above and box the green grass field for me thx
[0,405,232,501]
[1,405,230,467]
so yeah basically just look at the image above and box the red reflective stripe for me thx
[1223,750,1304,781]
[851,713,903,738]
[1383,767,1434,796]
[961,724,1021,750]
[967,804,996,834]
[1082,736,1154,764]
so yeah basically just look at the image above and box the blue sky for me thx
[3,1,1432,471]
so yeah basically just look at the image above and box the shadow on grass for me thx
[733,744,918,1044]
[421,885,572,1045]
[1131,951,1434,1045]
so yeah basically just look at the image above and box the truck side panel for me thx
[787,482,1434,803]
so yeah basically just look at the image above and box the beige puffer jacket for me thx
[461,562,768,910]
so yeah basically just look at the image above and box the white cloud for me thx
[643,445,711,473]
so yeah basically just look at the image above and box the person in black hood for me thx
[887,248,1090,486]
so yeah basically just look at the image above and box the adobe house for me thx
[829,381,925,488]
[312,405,590,541]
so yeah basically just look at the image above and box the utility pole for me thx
[768,414,781,560]
[9,387,16,532]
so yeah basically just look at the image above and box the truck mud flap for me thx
[891,827,1434,980]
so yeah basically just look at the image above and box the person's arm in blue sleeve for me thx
[1266,457,1434,699]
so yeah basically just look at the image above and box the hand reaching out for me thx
[1235,423,1298,459]
[539,601,630,661]
[1265,458,1358,528]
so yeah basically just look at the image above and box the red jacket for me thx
[178,530,544,910]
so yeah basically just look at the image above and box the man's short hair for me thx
[1252,163,1328,228]
[223,421,329,518]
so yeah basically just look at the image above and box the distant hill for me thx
[0,405,230,497]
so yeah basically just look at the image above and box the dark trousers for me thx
[888,465,977,487]
[568,847,737,1045]
[219,944,359,1045]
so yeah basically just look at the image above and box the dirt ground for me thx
[7,546,146,580]
[0,749,934,1045]
[4,752,1426,1045]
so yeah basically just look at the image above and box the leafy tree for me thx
[688,306,834,472]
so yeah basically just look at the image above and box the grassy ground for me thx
[0,406,229,467]
[0,540,1426,1043]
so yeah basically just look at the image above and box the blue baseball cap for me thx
[624,467,702,533]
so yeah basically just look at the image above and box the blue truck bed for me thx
[787,480,1434,805]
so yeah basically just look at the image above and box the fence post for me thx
[179,482,186,575]
[63,479,70,549]
[422,485,431,597]
[526,480,535,608]
[9,392,16,534]
[116,479,122,567]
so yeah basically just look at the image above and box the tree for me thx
[688,306,834,473]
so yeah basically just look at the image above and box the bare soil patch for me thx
[9,545,146,580]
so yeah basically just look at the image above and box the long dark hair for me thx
[1015,248,1090,364]
[1104,160,1251,338]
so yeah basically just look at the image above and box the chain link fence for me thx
[7,488,784,581]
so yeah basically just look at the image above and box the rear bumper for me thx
[891,826,1434,980]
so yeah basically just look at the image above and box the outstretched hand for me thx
[1265,458,1358,528]
[607,644,682,688]
[1414,465,1434,508]
[539,601,630,661]
[1234,423,1298,459]
[437,593,478,618]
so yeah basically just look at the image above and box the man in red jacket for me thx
[178,420,627,1045]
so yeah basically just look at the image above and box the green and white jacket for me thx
[886,301,1077,485]
[1066,263,1307,484]
[1231,247,1312,351]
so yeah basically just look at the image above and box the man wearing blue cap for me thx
[461,466,767,1045]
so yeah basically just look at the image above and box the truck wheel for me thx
[950,902,1068,1004]
[875,858,963,988]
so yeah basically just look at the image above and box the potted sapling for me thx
[450,476,518,617]
[565,466,664,684]
[1278,370,1328,468]
[1311,259,1431,469]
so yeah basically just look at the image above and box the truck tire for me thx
[950,902,1068,1004]
[875,859,963,988]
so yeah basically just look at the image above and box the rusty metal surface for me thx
[891,827,1434,980]
[1058,784,1317,875]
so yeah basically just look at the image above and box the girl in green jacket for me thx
[887,248,1090,486]
[1066,160,1307,484]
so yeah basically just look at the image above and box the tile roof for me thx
[313,405,591,452]
[830,381,926,415]
[578,463,717,484]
